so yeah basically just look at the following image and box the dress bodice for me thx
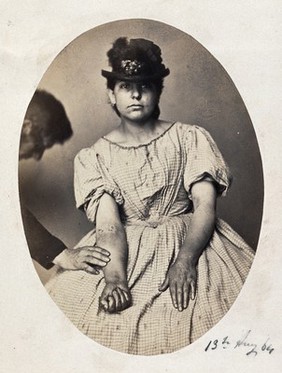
[74,122,231,225]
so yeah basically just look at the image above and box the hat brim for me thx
[101,68,170,82]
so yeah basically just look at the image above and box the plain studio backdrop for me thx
[18,19,263,283]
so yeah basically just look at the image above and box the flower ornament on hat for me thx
[101,37,170,82]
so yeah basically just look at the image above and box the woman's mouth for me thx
[128,104,143,109]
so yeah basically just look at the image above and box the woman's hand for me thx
[99,280,132,313]
[159,259,197,311]
[52,246,111,274]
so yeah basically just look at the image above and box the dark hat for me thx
[101,37,170,82]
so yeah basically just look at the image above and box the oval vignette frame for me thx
[18,19,263,354]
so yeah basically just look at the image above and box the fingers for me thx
[169,282,178,309]
[169,280,196,312]
[122,289,131,304]
[100,297,109,311]
[120,287,132,308]
[176,284,183,311]
[79,245,109,254]
[87,246,111,263]
[173,283,184,311]
[183,281,189,310]
[116,287,127,307]
[73,246,111,271]
[105,294,119,313]
[83,263,100,275]
[107,295,116,313]
[159,276,169,292]
[84,255,110,268]
[100,286,132,314]
[92,246,111,260]
[190,280,196,300]
[92,245,110,256]
[111,290,121,312]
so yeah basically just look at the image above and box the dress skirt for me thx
[46,216,254,355]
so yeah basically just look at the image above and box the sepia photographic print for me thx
[19,19,262,355]
[1,1,281,372]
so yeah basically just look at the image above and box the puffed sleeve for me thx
[74,147,124,224]
[184,126,232,198]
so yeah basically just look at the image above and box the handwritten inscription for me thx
[205,330,274,357]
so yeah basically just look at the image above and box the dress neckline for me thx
[101,122,178,149]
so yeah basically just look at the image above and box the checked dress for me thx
[46,122,254,355]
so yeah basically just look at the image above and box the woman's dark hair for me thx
[106,78,164,119]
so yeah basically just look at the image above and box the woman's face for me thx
[108,80,159,122]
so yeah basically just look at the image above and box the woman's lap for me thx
[46,217,254,354]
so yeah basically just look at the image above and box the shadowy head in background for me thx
[19,89,73,161]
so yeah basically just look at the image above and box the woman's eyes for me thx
[120,83,130,89]
[141,83,151,89]
[118,83,152,91]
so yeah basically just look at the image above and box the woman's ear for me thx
[22,119,33,135]
[107,89,116,106]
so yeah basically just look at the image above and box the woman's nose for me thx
[131,85,142,99]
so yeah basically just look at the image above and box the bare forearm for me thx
[177,204,215,265]
[96,223,128,283]
[94,194,131,313]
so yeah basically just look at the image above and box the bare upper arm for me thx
[190,180,217,211]
[96,192,122,228]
